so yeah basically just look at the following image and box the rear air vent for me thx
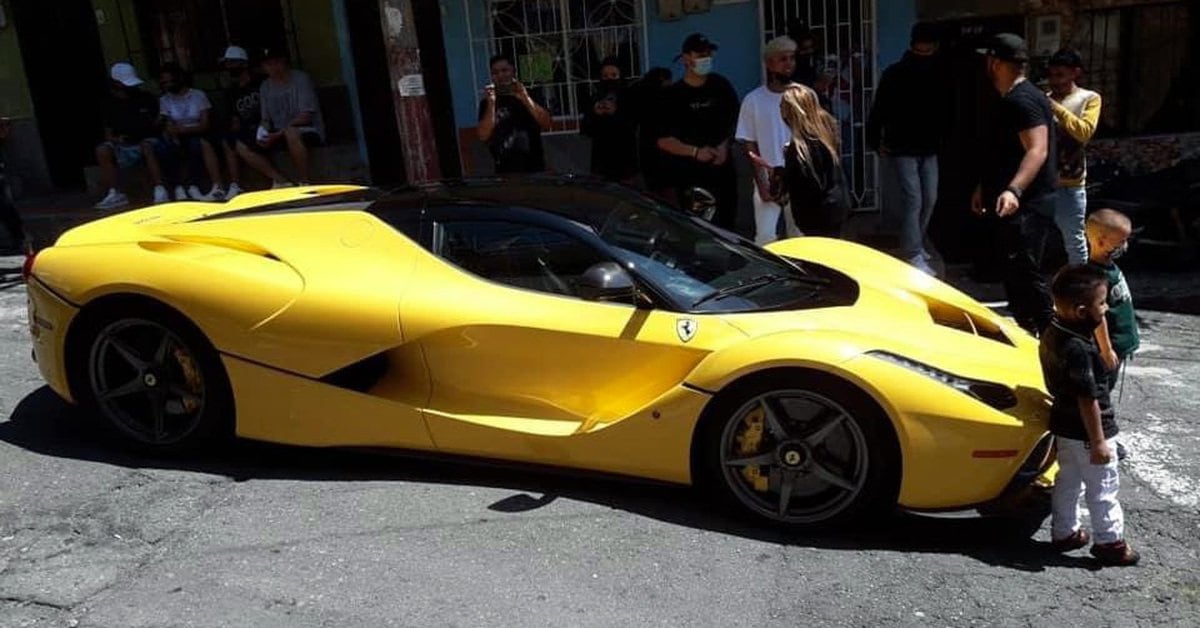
[927,298,1014,346]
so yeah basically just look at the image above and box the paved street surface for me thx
[1,253,1198,627]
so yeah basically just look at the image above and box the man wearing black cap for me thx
[972,33,1056,335]
[651,33,741,229]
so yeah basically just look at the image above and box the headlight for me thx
[867,351,1018,410]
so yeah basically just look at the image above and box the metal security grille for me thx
[1070,1,1191,136]
[467,0,645,132]
[761,0,879,210]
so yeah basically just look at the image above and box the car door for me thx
[397,207,744,455]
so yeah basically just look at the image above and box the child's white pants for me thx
[1052,436,1125,544]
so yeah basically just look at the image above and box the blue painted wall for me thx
[438,0,916,132]
[645,2,762,99]
[877,0,918,68]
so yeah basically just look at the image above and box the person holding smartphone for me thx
[477,54,552,174]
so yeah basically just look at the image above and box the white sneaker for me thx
[153,185,171,204]
[226,182,244,199]
[908,255,937,277]
[174,185,188,201]
[94,189,129,210]
[206,184,225,201]
[270,180,294,189]
[187,185,215,201]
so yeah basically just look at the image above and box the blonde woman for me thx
[779,83,850,237]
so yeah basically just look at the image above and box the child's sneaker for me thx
[1050,529,1090,552]
[1091,540,1140,566]
[153,185,171,204]
[174,185,188,201]
[226,182,244,199]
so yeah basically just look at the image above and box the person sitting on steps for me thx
[236,46,325,188]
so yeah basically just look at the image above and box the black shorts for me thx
[231,129,323,153]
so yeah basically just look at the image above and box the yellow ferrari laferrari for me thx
[23,177,1055,529]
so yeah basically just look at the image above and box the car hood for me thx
[718,237,1044,388]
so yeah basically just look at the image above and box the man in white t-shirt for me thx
[736,36,803,245]
[156,64,225,201]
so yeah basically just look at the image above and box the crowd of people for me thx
[92,45,325,210]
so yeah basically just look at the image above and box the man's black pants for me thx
[981,198,1054,335]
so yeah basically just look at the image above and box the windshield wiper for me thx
[696,271,825,307]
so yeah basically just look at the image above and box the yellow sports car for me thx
[23,177,1054,529]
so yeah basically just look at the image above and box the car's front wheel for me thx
[699,372,899,529]
[72,301,233,453]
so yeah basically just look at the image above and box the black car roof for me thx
[200,174,662,228]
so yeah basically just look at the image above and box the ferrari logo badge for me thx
[676,318,697,343]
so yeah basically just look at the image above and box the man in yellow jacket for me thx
[1046,48,1102,265]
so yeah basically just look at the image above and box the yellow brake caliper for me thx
[735,407,770,492]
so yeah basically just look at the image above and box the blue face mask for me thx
[692,57,714,76]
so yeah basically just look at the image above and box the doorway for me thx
[10,0,107,191]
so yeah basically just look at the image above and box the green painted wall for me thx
[87,0,344,88]
[92,0,150,78]
[290,0,345,86]
[0,15,34,118]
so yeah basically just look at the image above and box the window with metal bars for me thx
[1069,2,1196,137]
[470,0,645,130]
[132,0,292,76]
[761,0,878,210]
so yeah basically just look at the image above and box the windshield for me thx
[596,198,824,313]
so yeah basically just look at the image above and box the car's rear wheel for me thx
[699,372,899,529]
[72,302,233,453]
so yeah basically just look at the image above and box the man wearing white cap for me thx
[217,45,262,199]
[94,62,169,209]
[736,36,803,244]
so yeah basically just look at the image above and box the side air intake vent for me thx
[926,298,1014,346]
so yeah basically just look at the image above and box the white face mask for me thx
[692,57,714,76]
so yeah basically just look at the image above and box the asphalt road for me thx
[1,257,1198,627]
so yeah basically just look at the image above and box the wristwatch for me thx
[1005,184,1023,199]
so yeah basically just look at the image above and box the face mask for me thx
[1109,242,1128,260]
[692,57,714,76]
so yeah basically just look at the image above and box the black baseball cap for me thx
[681,33,719,54]
[976,33,1028,63]
[1048,48,1084,68]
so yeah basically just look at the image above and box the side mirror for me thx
[577,261,637,303]
[682,187,716,221]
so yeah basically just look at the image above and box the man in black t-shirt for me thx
[219,45,263,199]
[580,57,637,183]
[971,34,1056,335]
[651,33,741,230]
[94,62,168,209]
[477,54,552,175]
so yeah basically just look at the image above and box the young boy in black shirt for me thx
[1039,264,1139,566]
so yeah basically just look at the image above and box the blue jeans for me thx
[881,154,938,261]
[1029,186,1089,267]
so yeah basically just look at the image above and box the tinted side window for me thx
[437,220,607,297]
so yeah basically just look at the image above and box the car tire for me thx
[697,371,900,531]
[70,299,234,454]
